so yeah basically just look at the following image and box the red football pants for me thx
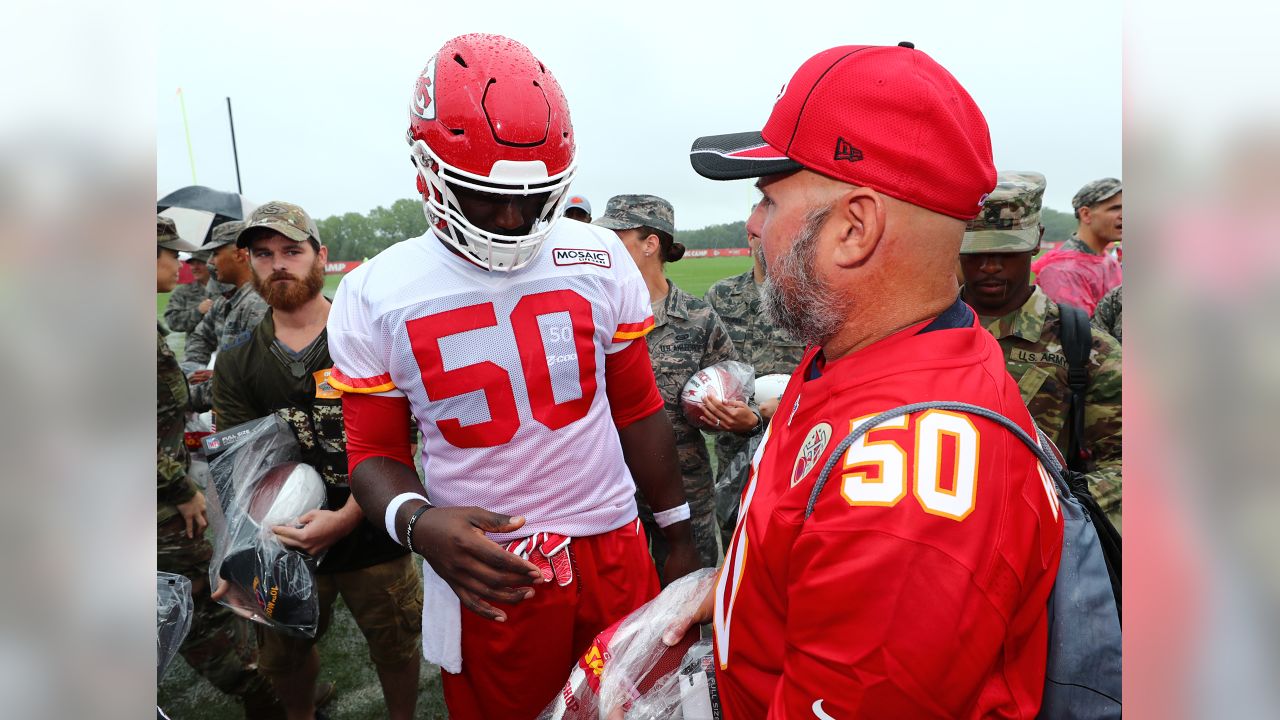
[441,519,661,719]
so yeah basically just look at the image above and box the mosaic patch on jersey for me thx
[552,248,611,268]
[791,422,832,488]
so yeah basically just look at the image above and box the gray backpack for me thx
[804,401,1121,719]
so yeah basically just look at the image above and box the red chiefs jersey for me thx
[713,302,1064,719]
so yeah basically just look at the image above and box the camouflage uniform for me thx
[639,279,738,570]
[158,218,280,717]
[594,194,739,571]
[1058,233,1098,256]
[704,269,805,539]
[977,289,1123,525]
[1093,285,1123,344]
[961,172,1123,527]
[164,252,218,333]
[183,282,268,413]
[183,222,266,413]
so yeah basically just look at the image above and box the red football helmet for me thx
[408,34,577,271]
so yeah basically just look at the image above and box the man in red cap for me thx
[669,43,1065,718]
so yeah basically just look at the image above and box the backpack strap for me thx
[805,401,1067,520]
[1057,304,1092,473]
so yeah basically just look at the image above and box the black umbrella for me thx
[157,185,257,246]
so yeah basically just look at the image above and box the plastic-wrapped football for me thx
[680,362,751,430]
[248,462,325,527]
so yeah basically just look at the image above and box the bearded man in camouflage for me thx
[959,172,1123,528]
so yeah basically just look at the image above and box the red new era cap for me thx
[690,43,996,221]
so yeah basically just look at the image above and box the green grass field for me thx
[157,255,751,719]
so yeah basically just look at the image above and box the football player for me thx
[667,43,1066,718]
[327,34,697,720]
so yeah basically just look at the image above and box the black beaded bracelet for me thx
[404,503,433,554]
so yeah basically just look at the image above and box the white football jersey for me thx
[328,220,655,541]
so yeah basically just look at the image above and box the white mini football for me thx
[753,374,791,406]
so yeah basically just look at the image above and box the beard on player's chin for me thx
[761,205,847,347]
[253,258,326,312]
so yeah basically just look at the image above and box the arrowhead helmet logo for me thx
[412,55,438,120]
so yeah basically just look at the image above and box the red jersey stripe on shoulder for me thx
[613,316,656,341]
[329,366,397,394]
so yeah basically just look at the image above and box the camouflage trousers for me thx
[639,493,720,580]
[156,516,280,714]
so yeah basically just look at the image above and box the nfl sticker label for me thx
[791,422,833,488]
[552,248,611,268]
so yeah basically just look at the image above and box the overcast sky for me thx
[156,0,1119,233]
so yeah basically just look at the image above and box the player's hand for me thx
[662,583,714,647]
[197,298,214,314]
[660,533,701,587]
[759,397,781,422]
[272,508,358,557]
[187,369,214,385]
[175,491,207,539]
[413,507,545,622]
[703,394,759,434]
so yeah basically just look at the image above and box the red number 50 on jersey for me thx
[405,289,597,448]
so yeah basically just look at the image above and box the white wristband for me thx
[653,502,691,529]
[385,492,429,546]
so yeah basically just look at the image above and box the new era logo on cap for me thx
[834,137,863,163]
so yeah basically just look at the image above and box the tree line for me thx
[315,198,1080,261]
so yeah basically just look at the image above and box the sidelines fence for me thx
[683,248,749,258]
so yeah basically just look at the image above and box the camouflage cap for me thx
[961,171,1045,254]
[236,201,321,249]
[157,215,200,252]
[200,220,246,251]
[592,194,675,237]
[1071,177,1122,212]
[188,249,212,263]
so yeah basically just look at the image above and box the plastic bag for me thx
[538,568,720,719]
[204,415,326,638]
[680,361,756,431]
[156,572,193,682]
[184,411,213,489]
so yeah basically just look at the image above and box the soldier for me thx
[163,249,218,333]
[1093,284,1123,344]
[184,220,268,414]
[959,172,1123,527]
[1031,177,1123,315]
[704,217,806,541]
[211,202,421,720]
[156,216,283,719]
[595,194,756,572]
